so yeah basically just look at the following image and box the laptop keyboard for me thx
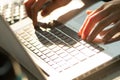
[0,1,27,25]
[16,23,103,73]
[1,1,103,73]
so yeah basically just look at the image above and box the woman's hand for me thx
[78,0,120,43]
[24,0,71,27]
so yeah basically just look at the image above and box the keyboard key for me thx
[26,37,33,42]
[52,46,61,52]
[67,48,75,53]
[48,45,56,49]
[36,52,42,56]
[32,41,40,46]
[94,49,100,53]
[54,58,62,63]
[67,58,79,66]
[30,46,36,51]
[39,47,47,52]
[76,45,85,51]
[85,43,91,47]
[58,44,64,47]
[52,64,59,69]
[29,39,37,44]
[74,53,87,61]
[80,48,96,57]
[59,52,68,58]
[55,67,63,73]
[27,44,32,48]
[63,54,72,61]
[62,46,69,50]
[46,52,54,57]
[50,54,58,60]
[36,44,43,49]
[62,63,70,70]
[42,49,51,55]
[70,50,79,56]
[47,61,55,66]
[56,49,65,55]
[40,54,46,59]
[33,49,39,54]
[44,58,50,62]
[80,40,86,44]
[57,60,66,67]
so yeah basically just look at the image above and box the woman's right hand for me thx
[78,0,120,44]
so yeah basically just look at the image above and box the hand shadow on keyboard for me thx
[34,20,62,30]
[34,21,78,48]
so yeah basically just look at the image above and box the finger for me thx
[87,4,105,17]
[104,33,120,44]
[31,0,47,26]
[92,28,112,43]
[81,9,109,40]
[103,20,120,43]
[78,15,90,38]
[24,0,36,18]
[87,11,120,42]
[41,0,71,16]
[78,10,98,38]
[78,5,104,39]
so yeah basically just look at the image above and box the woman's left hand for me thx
[24,0,71,27]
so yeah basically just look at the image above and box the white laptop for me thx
[0,1,120,80]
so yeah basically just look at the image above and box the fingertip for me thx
[78,28,87,40]
[80,33,86,40]
[41,10,48,17]
[78,29,82,36]
[86,36,93,42]
[86,10,93,15]
[78,32,81,37]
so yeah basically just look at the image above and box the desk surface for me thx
[82,60,120,80]
[22,60,120,80]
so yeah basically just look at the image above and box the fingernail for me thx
[102,38,107,43]
[78,32,81,37]
[86,36,92,42]
[41,10,48,17]
[103,41,109,44]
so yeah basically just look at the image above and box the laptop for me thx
[0,0,120,80]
